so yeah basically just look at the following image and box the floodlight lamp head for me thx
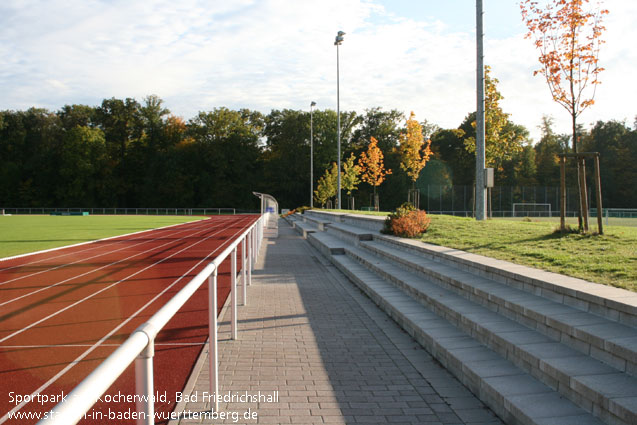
[311,101,316,107]
[334,30,345,45]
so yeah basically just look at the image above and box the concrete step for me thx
[305,209,386,232]
[324,222,374,244]
[360,239,637,377]
[291,220,318,239]
[373,234,637,328]
[343,244,637,425]
[330,252,606,425]
[301,214,332,230]
[307,232,345,256]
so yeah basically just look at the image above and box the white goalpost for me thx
[512,203,552,217]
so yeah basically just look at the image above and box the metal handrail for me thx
[38,215,265,425]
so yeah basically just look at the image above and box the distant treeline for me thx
[1,95,635,210]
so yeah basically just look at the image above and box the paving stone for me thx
[170,223,503,425]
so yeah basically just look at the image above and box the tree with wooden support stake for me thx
[520,0,609,232]
[358,137,391,211]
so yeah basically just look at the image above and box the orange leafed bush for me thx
[383,203,431,238]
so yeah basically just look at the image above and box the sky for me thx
[1,0,635,142]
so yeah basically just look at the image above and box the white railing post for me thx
[208,271,219,413]
[252,227,257,267]
[241,238,247,305]
[247,230,252,287]
[134,323,157,425]
[231,248,237,340]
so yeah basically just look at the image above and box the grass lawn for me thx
[0,215,203,258]
[322,209,637,292]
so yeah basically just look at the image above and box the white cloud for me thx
[0,0,634,142]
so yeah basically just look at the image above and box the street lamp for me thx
[310,101,316,208]
[334,30,345,210]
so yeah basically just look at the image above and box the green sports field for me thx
[0,215,203,259]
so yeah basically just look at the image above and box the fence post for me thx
[134,324,156,425]
[242,239,247,305]
[208,270,219,413]
[231,248,237,340]
[247,231,252,287]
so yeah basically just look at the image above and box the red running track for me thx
[0,215,258,424]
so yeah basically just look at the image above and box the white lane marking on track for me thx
[0,215,255,424]
[0,218,236,342]
[0,220,221,307]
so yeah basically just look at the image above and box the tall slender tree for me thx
[464,66,525,174]
[358,137,392,210]
[520,0,608,229]
[398,111,433,191]
[341,152,361,209]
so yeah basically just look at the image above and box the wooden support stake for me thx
[578,158,589,232]
[560,156,566,232]
[594,155,604,235]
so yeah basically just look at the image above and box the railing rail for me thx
[38,215,266,425]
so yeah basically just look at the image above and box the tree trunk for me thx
[569,30,584,232]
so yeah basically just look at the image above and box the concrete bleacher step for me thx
[297,213,637,425]
[292,221,317,239]
[359,238,637,377]
[325,221,374,243]
[341,244,636,425]
[301,214,332,231]
[330,253,606,425]
[307,232,345,256]
[372,233,637,328]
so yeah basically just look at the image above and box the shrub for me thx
[282,206,312,218]
[383,202,431,238]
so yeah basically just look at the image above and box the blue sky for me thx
[1,0,634,142]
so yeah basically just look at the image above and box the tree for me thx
[521,0,609,229]
[352,107,403,151]
[398,111,433,186]
[534,116,569,187]
[582,120,637,208]
[464,66,525,174]
[188,108,263,208]
[430,128,473,186]
[55,126,108,206]
[341,153,361,209]
[314,162,338,208]
[358,137,392,210]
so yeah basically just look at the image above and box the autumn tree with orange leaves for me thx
[358,137,392,211]
[398,112,433,185]
[520,0,608,229]
[398,112,432,208]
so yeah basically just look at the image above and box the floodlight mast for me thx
[335,31,345,210]
[475,0,486,220]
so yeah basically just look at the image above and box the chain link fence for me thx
[418,185,636,226]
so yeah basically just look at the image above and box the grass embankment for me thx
[322,209,637,292]
[0,215,203,258]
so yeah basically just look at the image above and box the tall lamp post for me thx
[334,30,345,210]
[310,101,316,208]
[475,0,486,220]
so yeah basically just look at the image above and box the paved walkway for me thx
[170,222,503,425]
